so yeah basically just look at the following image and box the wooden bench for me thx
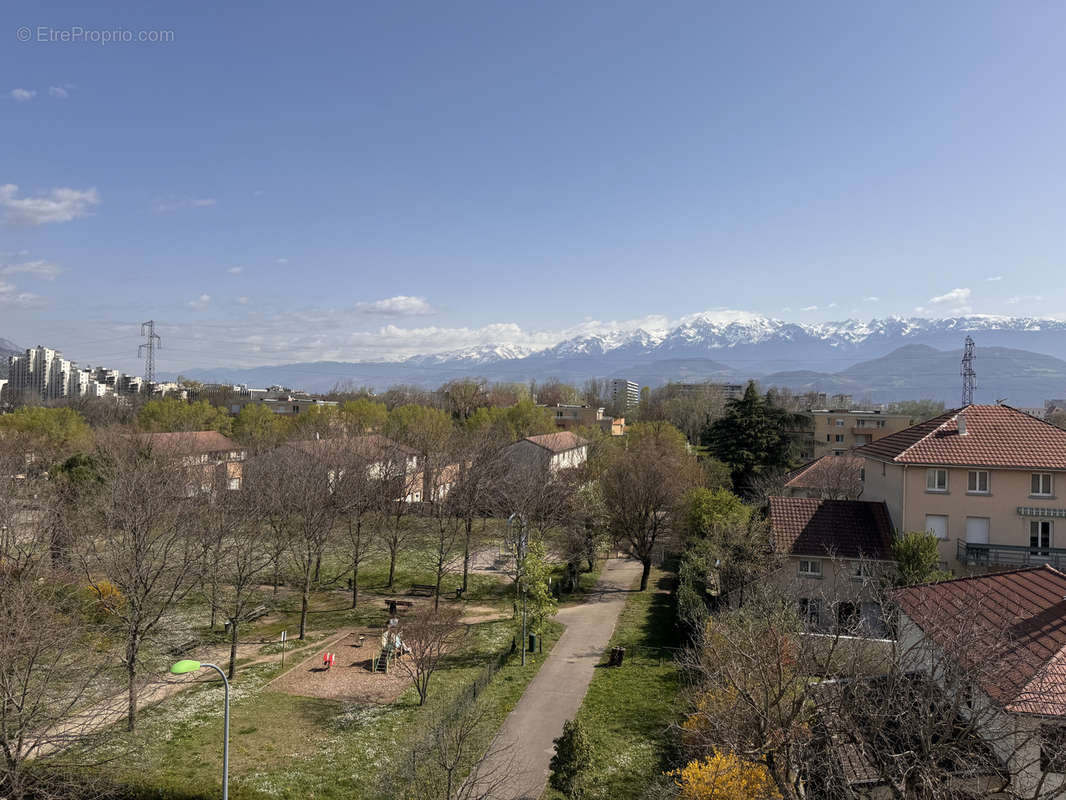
[224,604,270,632]
[168,637,199,658]
[384,599,415,610]
[409,584,436,597]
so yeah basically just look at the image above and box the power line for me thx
[961,335,976,406]
[138,320,161,383]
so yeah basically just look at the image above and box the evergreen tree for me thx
[549,718,593,799]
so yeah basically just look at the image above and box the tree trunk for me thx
[299,570,311,640]
[126,647,138,732]
[462,517,472,593]
[434,570,442,611]
[639,557,651,591]
[387,543,397,589]
[313,551,321,582]
[228,619,239,679]
[351,563,359,609]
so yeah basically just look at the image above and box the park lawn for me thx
[547,566,683,800]
[80,617,563,800]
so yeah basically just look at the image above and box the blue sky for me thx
[1,1,1063,371]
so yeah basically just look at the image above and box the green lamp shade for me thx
[170,660,202,675]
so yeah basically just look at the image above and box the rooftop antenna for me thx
[961,335,976,406]
[138,320,161,384]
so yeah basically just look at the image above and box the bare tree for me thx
[0,561,112,800]
[447,428,506,593]
[79,433,201,732]
[329,445,382,609]
[395,607,467,706]
[600,424,700,590]
[247,442,336,640]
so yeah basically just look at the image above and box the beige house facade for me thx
[811,408,913,458]
[858,405,1066,574]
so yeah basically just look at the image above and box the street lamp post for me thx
[171,660,230,800]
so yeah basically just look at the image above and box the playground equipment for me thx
[322,652,336,670]
[372,629,409,674]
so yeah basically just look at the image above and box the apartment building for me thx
[138,430,246,493]
[5,346,163,401]
[609,379,640,411]
[541,404,623,435]
[859,405,1066,573]
[811,407,913,458]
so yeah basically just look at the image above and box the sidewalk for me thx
[476,557,642,799]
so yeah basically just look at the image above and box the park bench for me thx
[409,583,436,597]
[168,637,199,658]
[223,604,270,632]
[384,599,414,610]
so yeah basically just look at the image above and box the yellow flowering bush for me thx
[669,752,781,800]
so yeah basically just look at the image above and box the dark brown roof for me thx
[856,404,1066,469]
[524,431,589,454]
[784,455,863,490]
[892,565,1066,716]
[769,497,894,560]
[137,431,241,456]
[285,434,416,461]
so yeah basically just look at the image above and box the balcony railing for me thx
[956,540,1066,570]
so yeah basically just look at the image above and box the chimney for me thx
[958,412,967,436]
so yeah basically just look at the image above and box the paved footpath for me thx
[477,557,643,799]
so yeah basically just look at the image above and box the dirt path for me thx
[475,557,643,800]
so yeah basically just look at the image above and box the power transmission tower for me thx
[138,320,161,384]
[961,335,976,406]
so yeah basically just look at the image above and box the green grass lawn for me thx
[546,566,683,800]
[77,616,562,800]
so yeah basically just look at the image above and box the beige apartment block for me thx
[811,407,913,458]
[859,405,1066,574]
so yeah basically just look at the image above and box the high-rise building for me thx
[6,345,114,401]
[609,378,640,411]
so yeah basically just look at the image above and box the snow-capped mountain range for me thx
[163,314,1066,405]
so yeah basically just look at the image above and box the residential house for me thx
[138,430,246,493]
[811,408,913,458]
[893,565,1066,797]
[783,454,865,499]
[858,404,1066,574]
[503,431,588,473]
[541,404,623,435]
[284,434,421,499]
[768,496,895,634]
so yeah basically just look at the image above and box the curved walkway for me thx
[476,557,642,799]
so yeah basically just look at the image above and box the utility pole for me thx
[138,320,161,384]
[961,335,976,407]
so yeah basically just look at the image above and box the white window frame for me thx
[925,514,949,540]
[852,561,873,581]
[926,469,948,492]
[967,470,990,494]
[1032,473,1054,498]
[798,559,823,578]
[1031,520,1053,555]
[835,419,845,427]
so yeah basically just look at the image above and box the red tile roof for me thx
[768,497,895,560]
[137,430,241,457]
[286,434,416,461]
[524,431,589,454]
[784,455,863,490]
[856,404,1066,470]
[893,565,1066,716]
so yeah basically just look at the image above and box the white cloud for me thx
[10,89,36,102]
[781,307,792,312]
[48,86,69,99]
[252,190,265,197]
[276,258,288,265]
[827,302,838,309]
[1006,295,1044,305]
[0,184,100,226]
[235,296,251,305]
[355,295,437,317]
[227,266,243,275]
[153,195,217,213]
[0,259,64,280]
[926,287,972,313]
[864,296,880,302]
[0,280,38,305]
[801,305,818,312]
[187,293,212,309]
[986,275,1003,281]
